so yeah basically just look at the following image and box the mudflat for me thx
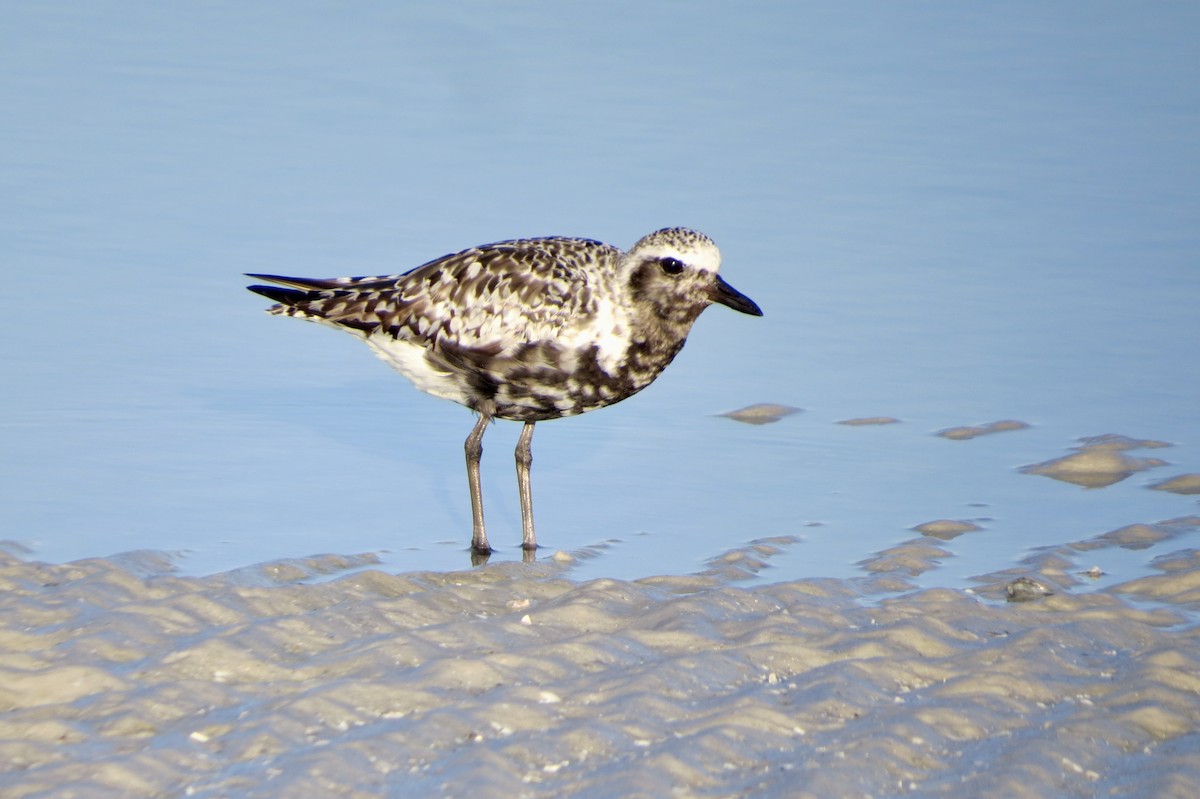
[1,542,1198,798]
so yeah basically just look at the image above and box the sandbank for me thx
[1,540,1198,798]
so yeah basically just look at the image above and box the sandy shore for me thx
[2,539,1199,799]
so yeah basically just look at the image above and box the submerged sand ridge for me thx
[2,545,1199,798]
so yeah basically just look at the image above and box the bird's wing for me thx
[247,236,614,350]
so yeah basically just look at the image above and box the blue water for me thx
[2,2,1198,588]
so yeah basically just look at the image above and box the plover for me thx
[247,227,762,555]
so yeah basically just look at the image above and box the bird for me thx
[246,227,762,555]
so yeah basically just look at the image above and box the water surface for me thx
[2,2,1198,590]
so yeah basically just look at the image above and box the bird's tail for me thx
[245,274,343,319]
[245,273,398,334]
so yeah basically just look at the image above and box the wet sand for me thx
[2,539,1199,798]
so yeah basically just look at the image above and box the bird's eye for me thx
[659,257,685,275]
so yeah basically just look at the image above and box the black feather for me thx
[246,284,308,306]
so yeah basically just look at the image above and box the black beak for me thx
[712,274,763,316]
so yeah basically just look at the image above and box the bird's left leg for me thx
[465,413,491,554]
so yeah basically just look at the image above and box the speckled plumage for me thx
[247,227,762,555]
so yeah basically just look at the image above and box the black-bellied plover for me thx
[247,227,762,555]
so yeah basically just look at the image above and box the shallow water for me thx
[2,2,1198,590]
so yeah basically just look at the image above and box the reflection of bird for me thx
[247,227,762,555]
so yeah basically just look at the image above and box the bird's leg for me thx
[465,413,491,554]
[515,421,537,551]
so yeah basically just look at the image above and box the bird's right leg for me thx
[465,413,491,554]
[515,421,537,551]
